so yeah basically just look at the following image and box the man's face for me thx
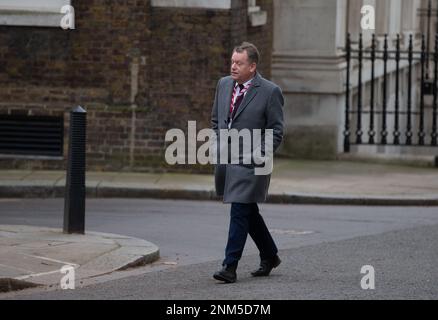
[230,50,256,84]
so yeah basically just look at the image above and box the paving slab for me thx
[0,225,159,292]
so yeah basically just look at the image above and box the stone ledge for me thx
[0,0,71,27]
[151,0,231,9]
[0,12,62,27]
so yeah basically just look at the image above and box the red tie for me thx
[230,84,245,119]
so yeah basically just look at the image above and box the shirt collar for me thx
[235,76,254,89]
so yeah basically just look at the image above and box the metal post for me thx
[344,33,351,152]
[433,33,438,146]
[369,34,376,144]
[419,35,426,146]
[394,34,401,145]
[356,33,363,144]
[64,106,87,234]
[406,34,413,145]
[381,34,388,145]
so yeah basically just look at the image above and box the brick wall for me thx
[0,0,274,172]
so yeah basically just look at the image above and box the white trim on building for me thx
[0,0,71,27]
[151,0,232,9]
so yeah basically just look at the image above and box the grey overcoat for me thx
[211,72,284,203]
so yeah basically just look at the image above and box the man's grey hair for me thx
[233,42,260,65]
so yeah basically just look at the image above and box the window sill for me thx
[0,10,63,27]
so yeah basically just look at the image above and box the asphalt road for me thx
[1,198,437,299]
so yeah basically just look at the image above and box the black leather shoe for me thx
[213,265,237,283]
[251,255,281,277]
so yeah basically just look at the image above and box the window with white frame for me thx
[0,0,71,27]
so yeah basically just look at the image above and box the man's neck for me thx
[237,72,256,85]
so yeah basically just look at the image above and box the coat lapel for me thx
[224,79,235,120]
[232,73,261,121]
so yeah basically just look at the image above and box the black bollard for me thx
[64,106,87,234]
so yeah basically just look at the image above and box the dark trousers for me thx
[223,203,278,267]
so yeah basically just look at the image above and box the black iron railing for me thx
[344,32,438,152]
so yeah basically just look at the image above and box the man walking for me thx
[211,42,284,283]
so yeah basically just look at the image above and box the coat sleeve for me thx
[211,78,222,135]
[265,85,284,153]
[211,78,226,195]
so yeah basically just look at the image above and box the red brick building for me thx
[0,0,273,172]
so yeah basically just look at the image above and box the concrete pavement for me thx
[1,158,438,205]
[0,225,159,293]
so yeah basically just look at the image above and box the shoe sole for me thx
[213,274,236,283]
